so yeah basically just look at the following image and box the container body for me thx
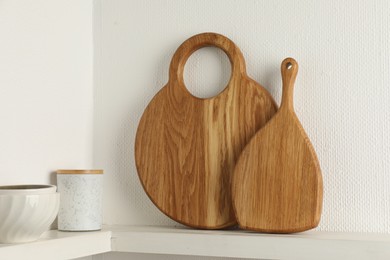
[57,171,103,231]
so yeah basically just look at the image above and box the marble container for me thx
[56,170,103,231]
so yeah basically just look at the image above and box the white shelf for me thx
[0,230,111,260]
[110,225,390,260]
[1,225,390,260]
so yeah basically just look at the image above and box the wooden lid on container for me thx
[56,169,103,174]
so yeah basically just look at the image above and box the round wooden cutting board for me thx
[135,33,277,229]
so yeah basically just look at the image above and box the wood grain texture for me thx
[135,33,277,229]
[232,58,323,233]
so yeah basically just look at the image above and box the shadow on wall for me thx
[49,171,58,229]
[111,46,180,226]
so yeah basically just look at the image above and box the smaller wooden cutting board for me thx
[232,58,323,233]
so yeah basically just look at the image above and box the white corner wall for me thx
[94,0,390,234]
[0,0,94,184]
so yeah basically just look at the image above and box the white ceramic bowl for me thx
[0,188,59,243]
[0,184,57,195]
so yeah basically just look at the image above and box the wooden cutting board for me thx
[232,58,323,233]
[135,33,277,229]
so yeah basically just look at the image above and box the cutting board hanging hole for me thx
[183,47,231,98]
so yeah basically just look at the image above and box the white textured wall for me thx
[94,0,390,244]
[0,0,93,184]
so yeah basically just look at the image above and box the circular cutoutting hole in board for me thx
[183,47,231,98]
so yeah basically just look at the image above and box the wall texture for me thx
[0,0,93,184]
[95,0,390,236]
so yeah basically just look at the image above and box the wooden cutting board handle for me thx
[168,33,246,89]
[280,58,298,111]
[232,58,323,233]
[135,33,277,229]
